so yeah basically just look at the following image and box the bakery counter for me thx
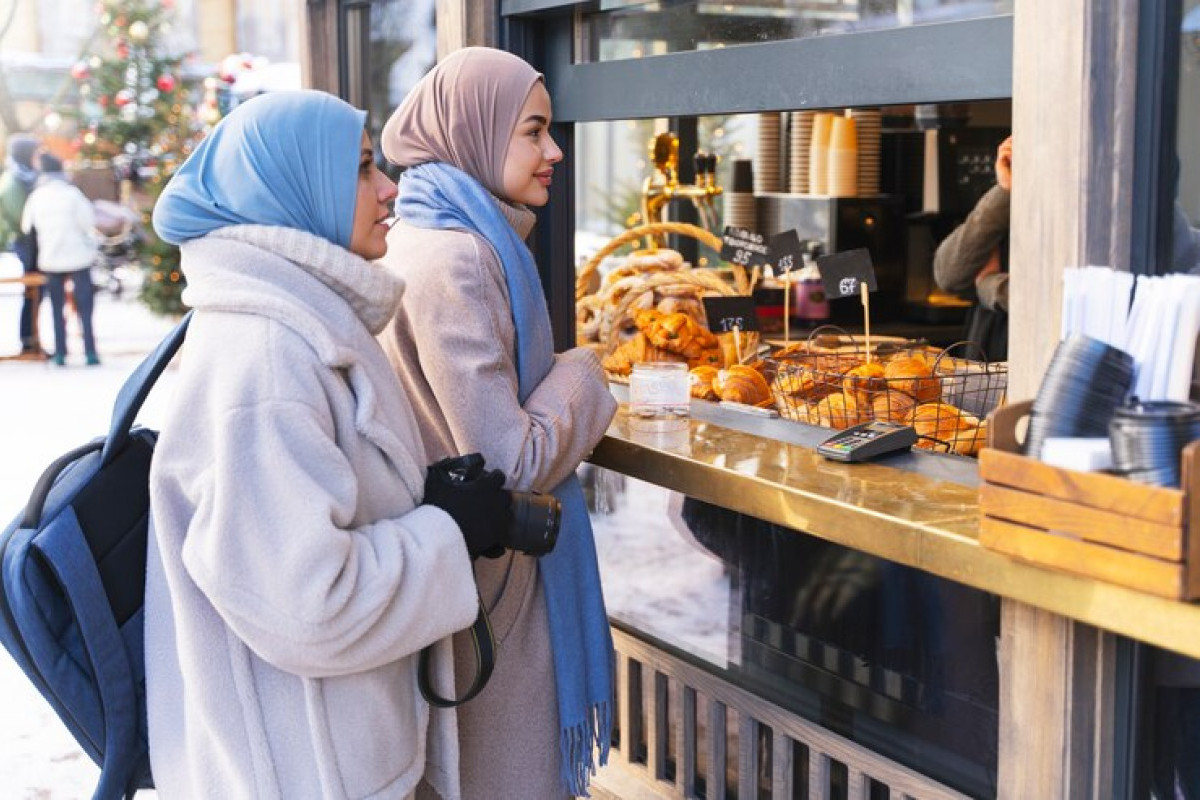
[587,393,1200,661]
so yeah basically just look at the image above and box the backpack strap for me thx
[417,599,496,708]
[30,509,140,800]
[100,311,191,468]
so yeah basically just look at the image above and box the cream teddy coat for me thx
[145,225,479,799]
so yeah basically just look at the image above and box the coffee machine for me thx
[755,193,908,323]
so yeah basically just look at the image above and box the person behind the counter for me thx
[933,135,1011,362]
[378,47,618,799]
[144,89,520,799]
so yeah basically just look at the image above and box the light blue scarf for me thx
[152,91,366,247]
[397,162,613,796]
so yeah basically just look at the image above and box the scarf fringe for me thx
[560,701,613,797]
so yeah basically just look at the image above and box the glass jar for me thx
[629,362,690,432]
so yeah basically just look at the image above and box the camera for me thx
[434,453,561,556]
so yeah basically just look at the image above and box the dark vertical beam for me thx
[1129,0,1182,274]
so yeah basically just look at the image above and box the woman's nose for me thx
[545,135,563,165]
[378,173,398,202]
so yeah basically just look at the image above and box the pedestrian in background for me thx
[0,134,41,354]
[380,47,617,799]
[21,153,99,366]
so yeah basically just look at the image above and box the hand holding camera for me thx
[424,453,562,560]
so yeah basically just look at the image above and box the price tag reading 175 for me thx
[720,227,770,268]
[702,296,760,334]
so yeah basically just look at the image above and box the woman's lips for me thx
[536,171,553,187]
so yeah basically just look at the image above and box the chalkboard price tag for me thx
[702,295,760,334]
[720,226,770,268]
[816,248,878,299]
[768,229,805,276]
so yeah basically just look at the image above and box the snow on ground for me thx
[0,280,175,798]
[0,275,734,798]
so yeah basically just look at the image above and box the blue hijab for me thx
[152,91,366,246]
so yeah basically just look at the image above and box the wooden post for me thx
[1003,0,1140,796]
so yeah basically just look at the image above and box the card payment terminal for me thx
[817,421,918,462]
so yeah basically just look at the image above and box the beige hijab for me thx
[382,47,543,198]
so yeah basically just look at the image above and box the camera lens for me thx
[506,492,561,556]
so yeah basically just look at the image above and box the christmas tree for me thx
[68,0,201,316]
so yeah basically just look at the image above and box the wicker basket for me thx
[576,221,740,301]
[765,334,1007,457]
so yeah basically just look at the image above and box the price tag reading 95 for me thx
[702,296,760,334]
[720,227,770,269]
[768,229,805,277]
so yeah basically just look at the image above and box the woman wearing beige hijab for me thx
[379,48,617,798]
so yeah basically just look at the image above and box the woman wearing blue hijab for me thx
[145,90,514,799]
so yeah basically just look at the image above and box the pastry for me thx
[842,362,886,406]
[689,366,719,400]
[910,402,979,441]
[883,355,941,403]
[712,365,772,406]
[871,391,916,424]
[815,393,861,430]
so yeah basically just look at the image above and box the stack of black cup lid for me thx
[1026,334,1135,459]
[1109,401,1200,487]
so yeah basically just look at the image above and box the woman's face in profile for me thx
[349,132,398,260]
[502,83,562,207]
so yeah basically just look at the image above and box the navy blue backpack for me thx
[0,313,190,800]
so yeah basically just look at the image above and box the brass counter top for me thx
[589,400,1200,660]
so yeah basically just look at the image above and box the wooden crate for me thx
[979,400,1200,600]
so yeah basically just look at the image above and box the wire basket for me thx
[765,333,1007,457]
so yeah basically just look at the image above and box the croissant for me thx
[950,422,988,456]
[842,362,886,406]
[815,393,862,430]
[910,402,979,441]
[883,355,941,403]
[687,348,723,370]
[689,366,719,400]
[712,365,772,406]
[871,391,916,424]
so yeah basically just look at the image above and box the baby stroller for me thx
[92,200,142,297]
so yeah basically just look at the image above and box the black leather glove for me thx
[424,454,513,560]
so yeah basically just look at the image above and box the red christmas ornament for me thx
[70,62,90,81]
[156,73,177,92]
[114,91,133,108]
[98,95,111,108]
[116,42,130,59]
[115,15,126,27]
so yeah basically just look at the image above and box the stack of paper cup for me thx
[850,108,882,196]
[827,113,858,197]
[755,112,783,194]
[788,111,815,194]
[725,159,757,231]
[808,112,834,195]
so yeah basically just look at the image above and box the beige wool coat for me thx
[379,201,617,799]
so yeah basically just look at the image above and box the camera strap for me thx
[417,598,495,708]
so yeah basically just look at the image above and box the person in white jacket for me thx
[146,90,520,799]
[20,152,99,365]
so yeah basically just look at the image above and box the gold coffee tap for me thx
[639,132,723,247]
